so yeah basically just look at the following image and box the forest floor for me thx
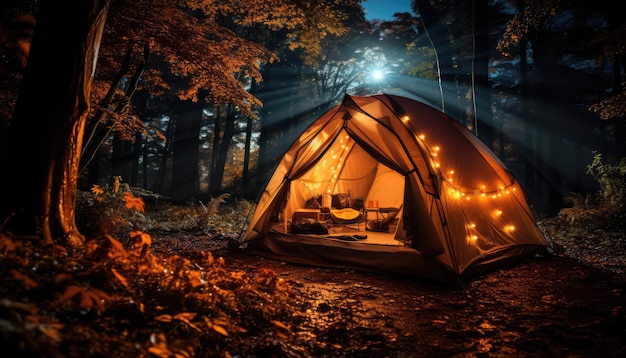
[1,207,625,357]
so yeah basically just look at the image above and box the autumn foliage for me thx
[0,183,299,356]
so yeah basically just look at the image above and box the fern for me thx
[199,193,231,216]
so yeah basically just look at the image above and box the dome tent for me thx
[241,93,550,283]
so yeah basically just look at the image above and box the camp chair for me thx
[328,207,365,231]
[365,205,402,232]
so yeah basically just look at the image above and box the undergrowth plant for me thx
[76,176,148,237]
[0,179,295,356]
[0,212,296,357]
[560,151,626,231]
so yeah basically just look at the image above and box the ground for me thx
[151,216,626,357]
[1,213,625,357]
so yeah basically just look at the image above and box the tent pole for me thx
[414,4,445,113]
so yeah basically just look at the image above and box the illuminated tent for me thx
[242,94,550,283]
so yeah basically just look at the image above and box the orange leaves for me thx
[91,184,105,202]
[123,192,145,212]
[230,270,246,280]
[56,284,114,313]
[91,177,145,209]
[186,270,205,288]
[0,233,17,254]
[588,92,626,120]
[155,312,232,336]
[11,269,38,289]
[204,250,225,266]
[111,267,129,288]
[0,198,303,355]
[130,230,152,249]
[105,234,130,260]
[101,0,361,119]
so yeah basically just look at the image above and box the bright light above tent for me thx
[370,69,385,82]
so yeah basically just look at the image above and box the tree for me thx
[0,0,110,244]
[588,10,626,157]
[81,0,362,199]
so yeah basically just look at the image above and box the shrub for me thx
[559,152,626,231]
[76,176,148,237]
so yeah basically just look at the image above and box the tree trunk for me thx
[473,0,495,150]
[0,0,109,245]
[170,100,202,200]
[111,137,134,183]
[208,105,237,195]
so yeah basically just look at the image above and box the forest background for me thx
[0,1,625,356]
[1,0,625,242]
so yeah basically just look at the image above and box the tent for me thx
[241,93,551,283]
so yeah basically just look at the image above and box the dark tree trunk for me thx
[208,105,237,195]
[0,0,109,245]
[130,132,142,186]
[612,55,626,157]
[111,137,134,183]
[84,146,102,188]
[242,115,253,192]
[473,0,495,150]
[170,101,202,200]
[154,113,174,191]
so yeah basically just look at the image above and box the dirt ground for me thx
[2,215,625,357]
[154,219,626,358]
[224,253,625,357]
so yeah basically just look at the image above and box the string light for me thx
[416,129,519,200]
[504,225,516,233]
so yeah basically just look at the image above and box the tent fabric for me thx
[242,93,551,283]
